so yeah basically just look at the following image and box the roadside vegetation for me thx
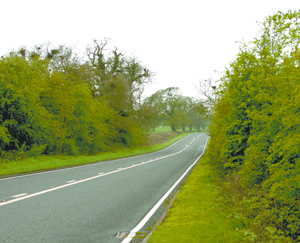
[4,9,298,243]
[0,131,201,177]
[0,40,152,159]
[208,10,300,242]
[148,10,300,243]
[147,144,244,243]
[0,40,209,173]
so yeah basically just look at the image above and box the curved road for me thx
[0,133,209,243]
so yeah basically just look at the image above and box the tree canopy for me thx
[144,87,208,131]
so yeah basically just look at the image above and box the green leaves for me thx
[0,54,49,151]
[0,41,153,158]
[208,10,300,241]
[0,126,9,145]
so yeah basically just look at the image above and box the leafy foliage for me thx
[208,10,300,242]
[0,54,50,153]
[0,40,152,159]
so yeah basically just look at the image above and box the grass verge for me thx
[0,132,195,177]
[147,145,244,243]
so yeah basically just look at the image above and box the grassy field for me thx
[150,126,206,134]
[150,126,174,133]
[147,145,244,243]
[0,132,196,177]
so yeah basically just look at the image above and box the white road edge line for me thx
[0,134,201,181]
[0,135,206,207]
[121,137,210,243]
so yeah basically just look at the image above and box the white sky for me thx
[1,0,299,98]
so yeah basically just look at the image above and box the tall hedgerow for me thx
[208,10,300,242]
[0,41,152,158]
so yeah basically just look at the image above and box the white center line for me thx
[66,180,76,183]
[11,193,28,198]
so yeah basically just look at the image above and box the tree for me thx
[187,99,208,131]
[85,39,152,146]
[85,39,151,109]
[142,92,165,131]
[147,87,187,131]
[195,77,219,110]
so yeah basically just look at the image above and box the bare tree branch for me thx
[195,77,218,109]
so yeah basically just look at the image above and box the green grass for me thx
[150,126,206,134]
[150,126,174,133]
[147,147,244,243]
[0,132,194,177]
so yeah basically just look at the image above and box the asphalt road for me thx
[0,133,209,243]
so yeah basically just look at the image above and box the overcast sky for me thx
[1,0,299,98]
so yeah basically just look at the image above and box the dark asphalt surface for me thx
[0,133,209,243]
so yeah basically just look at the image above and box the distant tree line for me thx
[143,87,209,132]
[208,10,300,242]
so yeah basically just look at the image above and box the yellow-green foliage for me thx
[208,10,300,241]
[0,42,152,158]
[148,149,244,243]
[0,54,50,152]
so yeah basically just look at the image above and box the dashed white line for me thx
[66,180,76,183]
[11,193,28,198]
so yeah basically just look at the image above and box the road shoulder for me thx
[145,147,244,243]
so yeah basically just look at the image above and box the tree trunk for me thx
[171,125,176,131]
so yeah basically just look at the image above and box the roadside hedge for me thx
[208,10,300,242]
